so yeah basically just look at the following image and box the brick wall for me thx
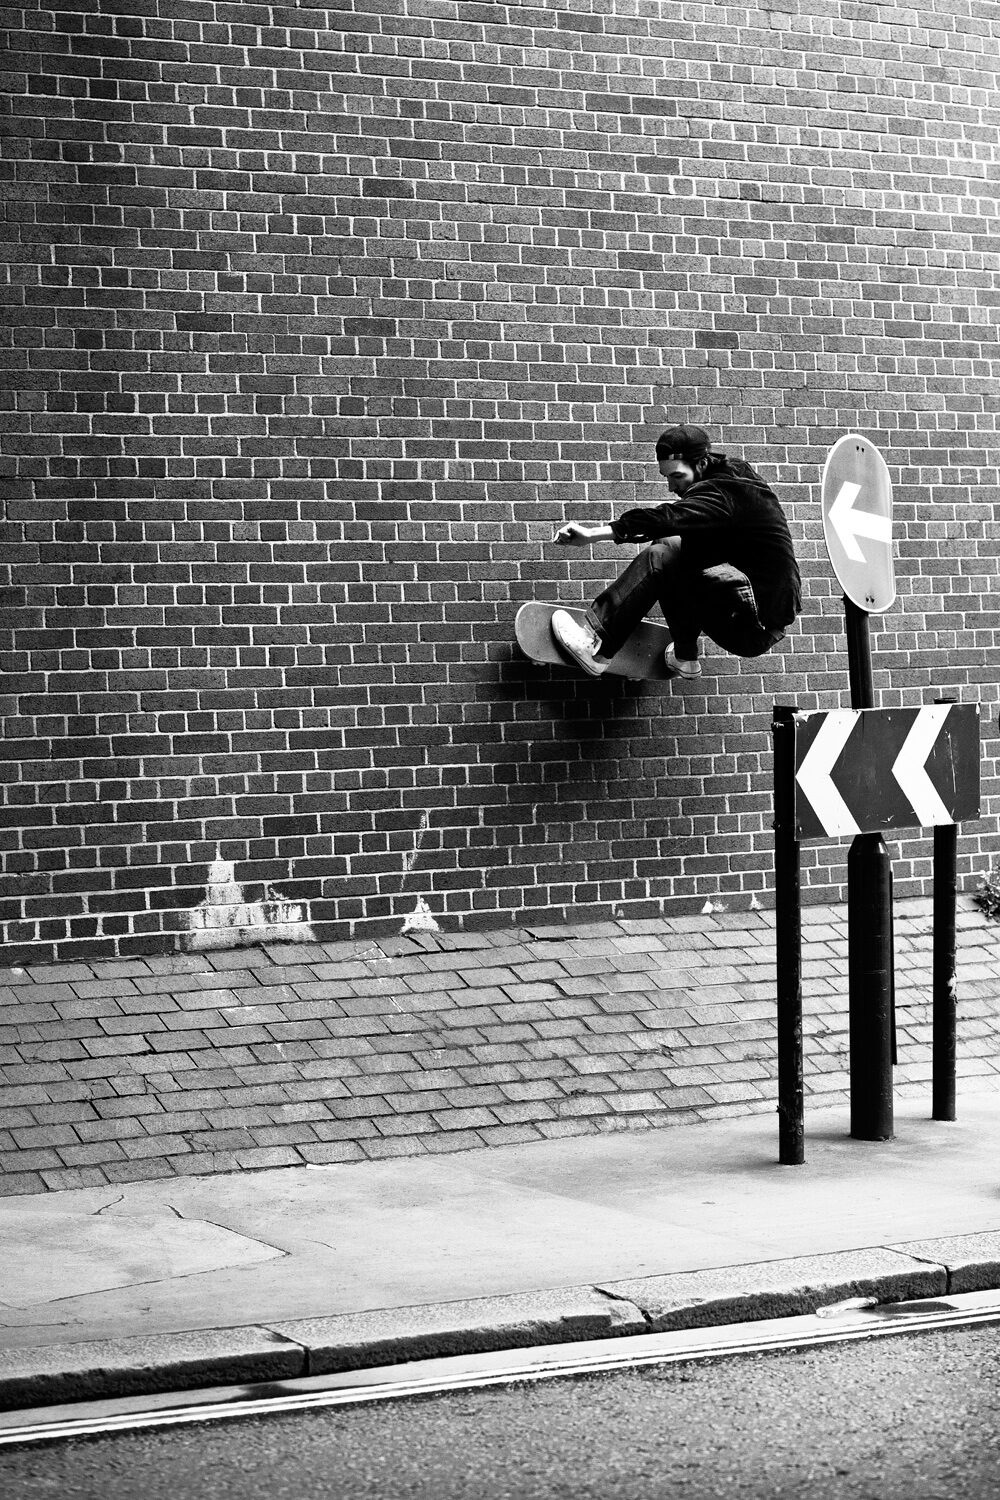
[2,0,1000,964]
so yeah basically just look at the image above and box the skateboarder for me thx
[551,424,801,678]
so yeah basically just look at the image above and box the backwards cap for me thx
[654,423,715,462]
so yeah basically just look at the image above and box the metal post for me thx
[848,833,894,1139]
[932,821,958,1120]
[843,597,894,1141]
[889,860,897,1067]
[932,699,958,1121]
[844,597,875,709]
[773,708,804,1164]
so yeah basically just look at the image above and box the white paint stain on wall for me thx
[183,858,315,951]
[399,811,440,933]
[402,812,430,878]
[402,896,440,933]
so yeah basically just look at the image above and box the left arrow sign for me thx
[891,704,952,827]
[795,711,861,837]
[828,480,893,563]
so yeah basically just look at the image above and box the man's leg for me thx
[697,564,785,657]
[584,538,700,659]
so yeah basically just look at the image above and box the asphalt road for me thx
[2,1322,999,1499]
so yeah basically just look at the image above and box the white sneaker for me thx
[551,610,607,676]
[665,650,701,679]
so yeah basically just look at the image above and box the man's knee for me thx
[645,538,683,575]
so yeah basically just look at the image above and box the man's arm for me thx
[553,521,615,545]
[611,483,735,542]
[555,480,737,546]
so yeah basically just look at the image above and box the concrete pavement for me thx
[3,1088,1000,1415]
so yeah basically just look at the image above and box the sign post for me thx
[932,699,958,1122]
[773,432,978,1159]
[772,703,980,1159]
[821,435,897,1141]
[773,707,804,1165]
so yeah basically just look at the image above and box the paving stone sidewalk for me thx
[3,896,1000,1196]
[5,1093,1000,1417]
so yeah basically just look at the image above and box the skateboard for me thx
[514,601,677,682]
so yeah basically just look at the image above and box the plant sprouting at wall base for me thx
[973,868,1000,922]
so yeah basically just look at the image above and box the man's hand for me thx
[553,522,614,546]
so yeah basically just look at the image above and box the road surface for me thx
[2,1321,998,1498]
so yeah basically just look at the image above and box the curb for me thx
[2,1234,999,1415]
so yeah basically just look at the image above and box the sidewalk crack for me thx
[593,1284,653,1329]
[91,1194,126,1216]
[165,1204,292,1259]
[883,1244,952,1293]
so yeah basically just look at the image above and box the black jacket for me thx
[609,457,802,630]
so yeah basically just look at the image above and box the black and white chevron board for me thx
[783,703,980,841]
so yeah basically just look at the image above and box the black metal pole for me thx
[848,833,894,1138]
[932,698,958,1121]
[932,821,958,1121]
[844,597,875,708]
[773,708,804,1164]
[889,860,897,1067]
[843,597,894,1141]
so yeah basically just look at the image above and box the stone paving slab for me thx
[0,1205,281,1303]
[598,1248,946,1332]
[893,1230,1000,1294]
[271,1287,647,1376]
[0,1326,304,1411]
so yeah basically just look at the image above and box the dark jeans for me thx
[585,540,784,662]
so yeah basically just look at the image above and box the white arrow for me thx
[828,481,892,563]
[891,704,952,827]
[795,711,861,836]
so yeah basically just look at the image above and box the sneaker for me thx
[551,610,607,676]
[665,649,701,679]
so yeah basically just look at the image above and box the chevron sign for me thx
[786,704,980,840]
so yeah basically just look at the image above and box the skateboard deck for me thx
[515,602,676,682]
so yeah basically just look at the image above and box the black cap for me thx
[654,424,714,462]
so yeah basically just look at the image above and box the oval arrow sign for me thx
[821,434,896,613]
